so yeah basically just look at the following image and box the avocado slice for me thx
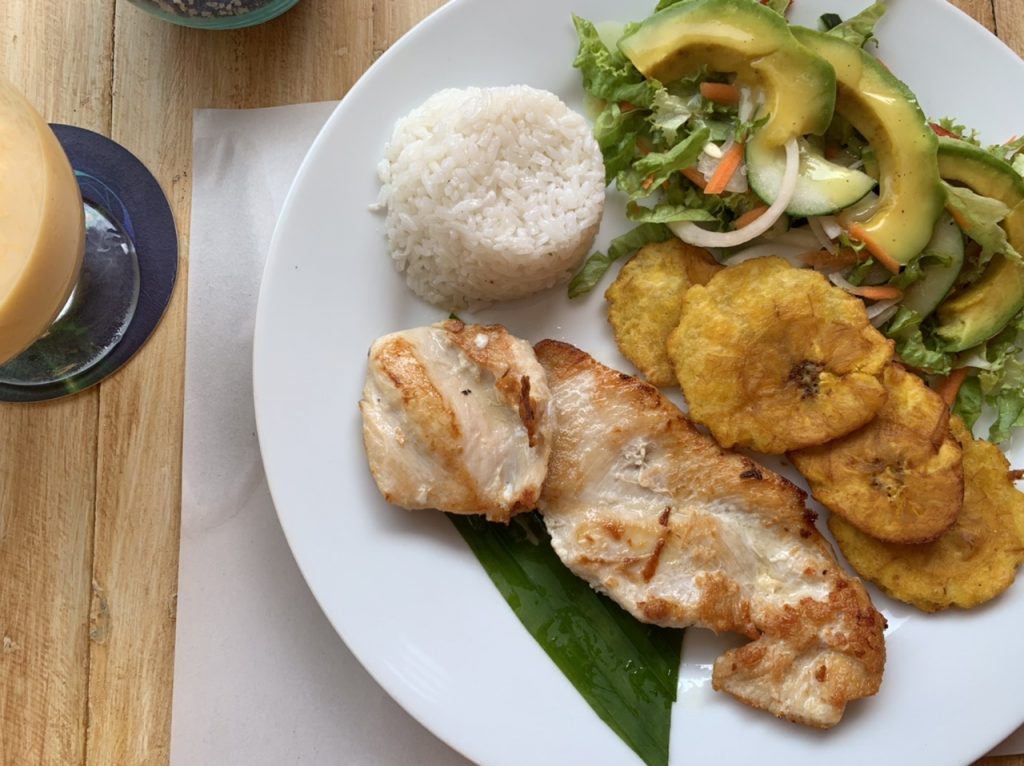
[618,0,871,216]
[792,27,944,267]
[933,137,1024,351]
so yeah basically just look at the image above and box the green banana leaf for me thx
[449,511,682,766]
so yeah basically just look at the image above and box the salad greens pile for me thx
[570,0,1024,444]
[568,1,885,299]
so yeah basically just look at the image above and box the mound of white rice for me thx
[377,85,605,309]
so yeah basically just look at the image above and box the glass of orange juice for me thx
[0,77,175,401]
[0,78,86,365]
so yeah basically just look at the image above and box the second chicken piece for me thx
[535,339,886,728]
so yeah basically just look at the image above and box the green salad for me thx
[570,0,1024,443]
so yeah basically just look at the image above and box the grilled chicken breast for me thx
[360,320,553,521]
[535,340,885,728]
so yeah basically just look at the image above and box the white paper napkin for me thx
[170,102,1024,764]
[170,103,471,766]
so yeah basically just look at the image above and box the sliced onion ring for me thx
[807,215,837,255]
[670,138,800,249]
[868,300,900,327]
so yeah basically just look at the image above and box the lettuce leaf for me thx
[616,126,711,201]
[895,331,956,375]
[650,88,696,144]
[572,16,656,108]
[626,201,718,224]
[568,223,674,297]
[943,182,1023,267]
[989,378,1024,443]
[988,133,1024,166]
[933,122,1024,177]
[593,103,647,184]
[953,373,983,431]
[882,305,1024,440]
[933,117,981,145]
[884,307,955,374]
[973,312,1024,441]
[826,2,887,48]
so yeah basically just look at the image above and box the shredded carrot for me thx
[620,101,638,113]
[733,205,769,230]
[849,284,904,301]
[703,142,745,195]
[642,175,654,191]
[680,166,707,189]
[699,82,741,106]
[802,247,865,270]
[847,222,901,274]
[937,367,969,407]
[637,136,653,156]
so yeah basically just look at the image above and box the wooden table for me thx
[0,1,1021,764]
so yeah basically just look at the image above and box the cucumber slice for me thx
[901,212,964,319]
[747,139,876,217]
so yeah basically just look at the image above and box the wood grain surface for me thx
[0,1,1020,764]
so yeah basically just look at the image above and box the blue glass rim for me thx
[125,0,301,30]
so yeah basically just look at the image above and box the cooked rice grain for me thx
[378,86,605,309]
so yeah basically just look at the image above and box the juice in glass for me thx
[0,77,85,365]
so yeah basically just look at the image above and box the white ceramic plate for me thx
[253,1,1024,763]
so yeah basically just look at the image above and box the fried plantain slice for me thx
[667,256,894,454]
[606,240,722,386]
[830,417,1024,612]
[791,364,963,544]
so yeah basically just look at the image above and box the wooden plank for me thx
[950,0,995,30]
[994,0,1024,57]
[977,25,1023,766]
[982,756,1024,766]
[0,4,114,765]
[374,0,447,59]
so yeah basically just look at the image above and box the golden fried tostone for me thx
[791,365,963,544]
[667,257,894,454]
[606,240,722,386]
[830,417,1024,612]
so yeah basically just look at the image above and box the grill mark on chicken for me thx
[369,335,480,507]
[444,319,545,450]
[534,339,885,728]
[517,375,539,448]
[360,323,553,521]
